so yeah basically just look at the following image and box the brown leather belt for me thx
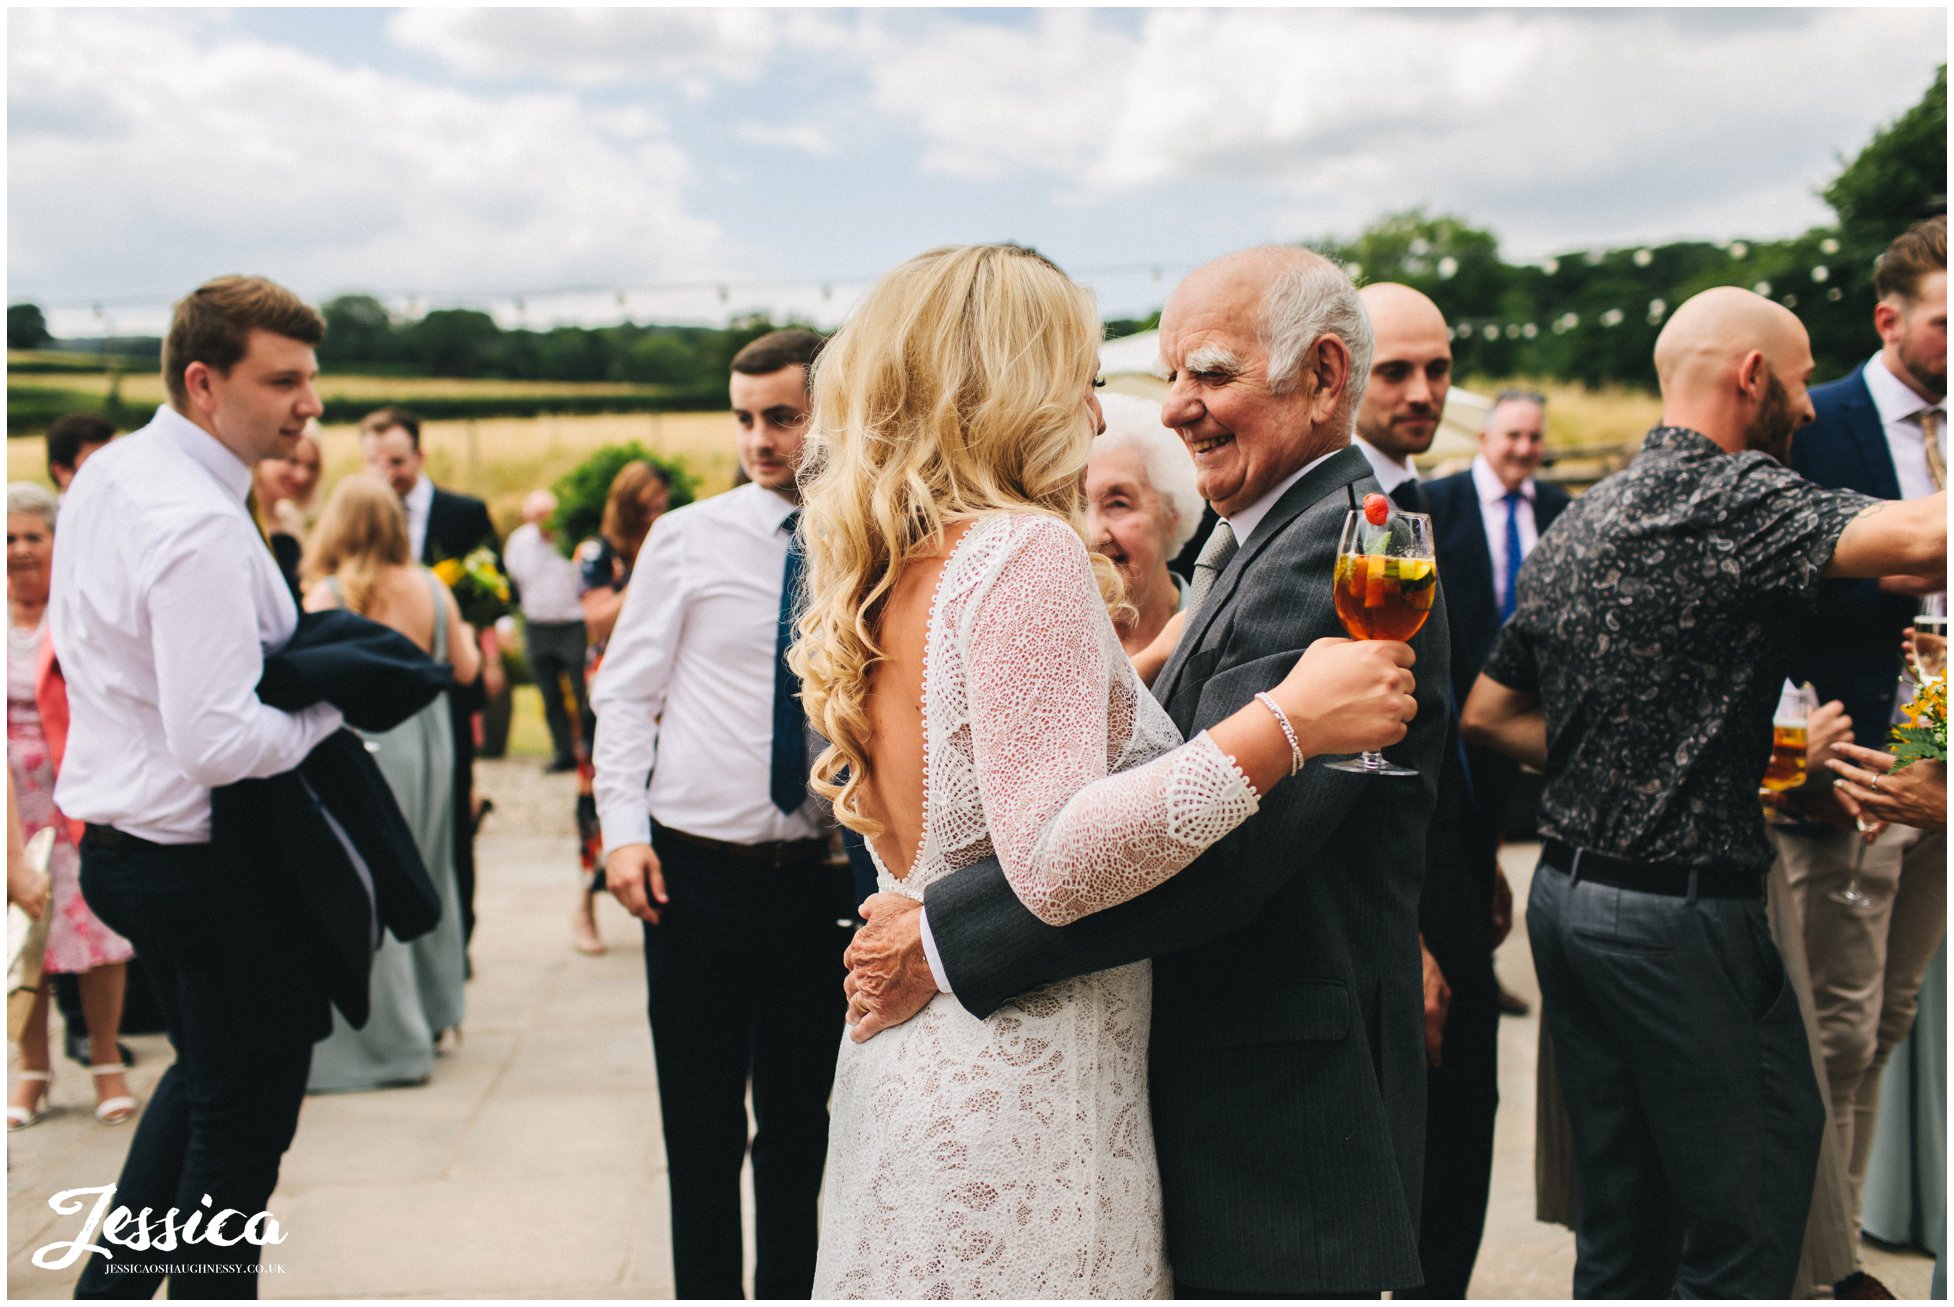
[1543,838,1764,900]
[652,821,825,869]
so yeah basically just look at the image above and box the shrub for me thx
[548,442,697,558]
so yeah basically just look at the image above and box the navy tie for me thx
[1499,490,1525,621]
[771,511,808,814]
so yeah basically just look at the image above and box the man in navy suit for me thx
[1425,391,1572,832]
[1777,215,1946,1288]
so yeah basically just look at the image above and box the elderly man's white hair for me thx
[8,480,58,526]
[1247,246,1375,415]
[1093,391,1205,557]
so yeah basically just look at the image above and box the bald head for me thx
[522,488,557,526]
[1355,282,1453,464]
[1654,287,1815,459]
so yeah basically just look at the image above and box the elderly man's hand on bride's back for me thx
[844,892,936,1042]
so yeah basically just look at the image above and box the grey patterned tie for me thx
[1182,520,1238,620]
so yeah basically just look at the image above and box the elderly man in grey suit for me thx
[844,245,1449,1298]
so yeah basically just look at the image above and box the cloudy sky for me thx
[8,6,1946,338]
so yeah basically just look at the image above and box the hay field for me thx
[8,410,743,526]
[6,366,665,407]
[6,375,1665,520]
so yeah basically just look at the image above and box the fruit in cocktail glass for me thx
[1326,495,1435,778]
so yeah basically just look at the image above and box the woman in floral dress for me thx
[7,482,137,1129]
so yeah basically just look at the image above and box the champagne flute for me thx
[1325,499,1435,777]
[1909,593,1947,681]
[1829,816,1879,911]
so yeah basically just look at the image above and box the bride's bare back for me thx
[856,520,978,880]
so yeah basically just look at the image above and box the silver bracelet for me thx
[1253,692,1306,777]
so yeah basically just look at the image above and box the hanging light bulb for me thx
[1820,237,1840,256]
[1811,265,1830,283]
[1753,281,1772,297]
[1633,249,1653,268]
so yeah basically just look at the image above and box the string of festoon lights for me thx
[1434,237,1851,344]
[32,238,1856,341]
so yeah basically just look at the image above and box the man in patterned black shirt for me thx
[1462,287,1946,1298]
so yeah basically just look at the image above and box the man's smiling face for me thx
[1157,264,1320,519]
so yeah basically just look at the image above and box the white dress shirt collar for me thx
[405,473,435,516]
[753,485,800,533]
[1222,446,1344,547]
[1863,352,1945,500]
[1470,453,1533,507]
[403,473,435,559]
[1352,435,1418,493]
[1865,350,1944,425]
[149,403,253,502]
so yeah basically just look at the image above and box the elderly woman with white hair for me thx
[7,481,138,1129]
[1085,390,1205,654]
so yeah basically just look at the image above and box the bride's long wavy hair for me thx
[789,243,1123,836]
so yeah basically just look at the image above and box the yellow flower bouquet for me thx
[1888,674,1947,769]
[433,547,513,628]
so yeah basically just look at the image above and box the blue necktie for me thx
[771,511,808,814]
[1499,490,1525,622]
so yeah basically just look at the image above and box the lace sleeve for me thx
[960,518,1259,927]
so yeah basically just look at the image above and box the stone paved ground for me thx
[7,758,1935,1298]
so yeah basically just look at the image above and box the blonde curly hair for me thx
[788,243,1121,836]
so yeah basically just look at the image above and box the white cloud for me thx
[386,8,853,96]
[8,9,736,319]
[734,123,836,157]
[848,7,1944,251]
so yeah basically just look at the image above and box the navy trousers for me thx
[642,827,850,1299]
[73,832,314,1300]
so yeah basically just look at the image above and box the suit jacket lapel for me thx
[1155,445,1371,704]
[1842,371,1902,500]
[1451,488,1496,616]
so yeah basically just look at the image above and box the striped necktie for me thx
[1182,521,1238,620]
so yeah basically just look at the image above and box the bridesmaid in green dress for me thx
[299,475,480,1092]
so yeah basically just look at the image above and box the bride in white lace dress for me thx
[790,244,1417,1299]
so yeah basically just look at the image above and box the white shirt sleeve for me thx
[918,907,953,993]
[590,516,688,857]
[145,516,343,788]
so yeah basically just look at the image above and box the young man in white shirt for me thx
[51,276,342,1300]
[594,329,848,1300]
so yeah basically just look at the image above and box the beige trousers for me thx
[1778,822,1947,1234]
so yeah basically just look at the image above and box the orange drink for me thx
[1333,554,1437,642]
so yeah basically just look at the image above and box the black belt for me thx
[81,824,168,852]
[1542,838,1764,900]
[651,822,825,869]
